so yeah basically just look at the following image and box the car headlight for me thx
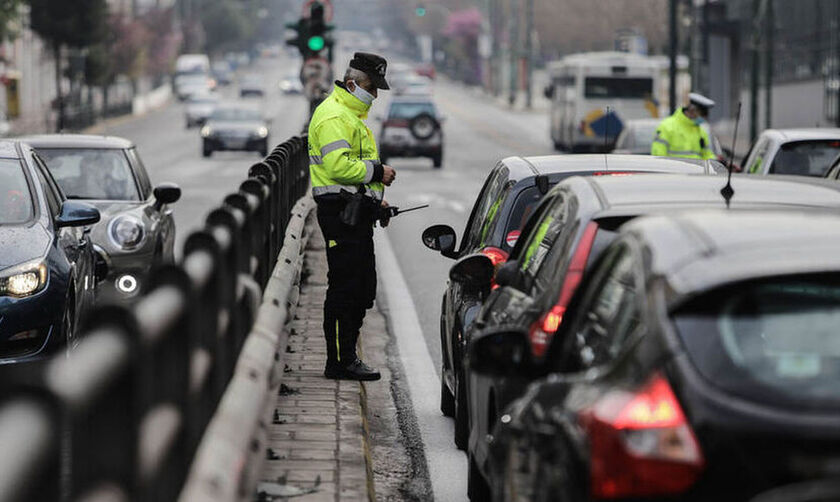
[0,260,48,298]
[201,125,213,137]
[109,216,145,250]
[256,126,269,138]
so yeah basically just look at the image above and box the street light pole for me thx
[509,0,519,107]
[669,0,677,114]
[524,0,533,108]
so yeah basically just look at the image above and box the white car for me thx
[743,128,840,176]
[184,92,219,128]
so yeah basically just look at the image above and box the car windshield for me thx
[38,148,140,201]
[0,158,33,224]
[389,102,436,119]
[178,74,208,84]
[211,108,261,121]
[770,140,840,176]
[632,124,659,146]
[674,276,840,409]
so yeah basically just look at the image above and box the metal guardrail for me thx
[0,135,310,502]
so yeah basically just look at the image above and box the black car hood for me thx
[0,223,51,268]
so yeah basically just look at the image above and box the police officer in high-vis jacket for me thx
[651,93,716,160]
[308,52,396,381]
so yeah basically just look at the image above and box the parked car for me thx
[454,173,840,499]
[614,118,727,160]
[0,140,102,363]
[201,104,270,157]
[743,128,840,176]
[469,210,840,501]
[379,96,444,167]
[422,155,725,452]
[239,74,265,97]
[24,135,181,304]
[184,92,219,128]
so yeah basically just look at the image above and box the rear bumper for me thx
[381,143,442,158]
[204,137,267,151]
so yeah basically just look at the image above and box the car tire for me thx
[468,452,491,501]
[432,153,443,169]
[440,369,455,417]
[203,144,212,158]
[409,112,439,141]
[454,370,469,450]
[259,141,268,158]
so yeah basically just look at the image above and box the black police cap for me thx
[349,52,390,90]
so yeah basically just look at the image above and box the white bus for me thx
[545,51,662,152]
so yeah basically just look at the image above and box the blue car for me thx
[0,140,102,364]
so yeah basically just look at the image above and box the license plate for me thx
[225,139,246,149]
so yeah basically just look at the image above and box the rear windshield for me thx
[674,276,840,409]
[770,140,840,177]
[388,102,436,119]
[584,77,653,99]
[38,148,140,201]
[0,158,33,224]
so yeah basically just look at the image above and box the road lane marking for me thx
[375,229,467,502]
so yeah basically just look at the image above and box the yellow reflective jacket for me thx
[308,83,384,200]
[651,108,715,160]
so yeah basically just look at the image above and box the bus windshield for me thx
[584,77,653,99]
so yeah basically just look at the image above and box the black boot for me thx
[324,358,381,381]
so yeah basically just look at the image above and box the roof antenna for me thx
[721,101,742,208]
[603,106,611,170]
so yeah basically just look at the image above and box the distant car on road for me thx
[394,74,433,96]
[24,135,181,304]
[743,128,840,176]
[0,140,101,363]
[211,61,234,86]
[201,104,270,157]
[379,96,444,167]
[278,73,303,94]
[613,118,727,161]
[471,210,840,501]
[184,92,219,128]
[239,74,265,98]
[175,73,214,101]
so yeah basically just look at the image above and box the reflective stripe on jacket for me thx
[651,108,715,160]
[308,82,384,200]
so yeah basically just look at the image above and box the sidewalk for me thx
[256,223,376,502]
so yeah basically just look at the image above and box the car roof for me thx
[585,173,840,210]
[504,154,723,178]
[20,134,133,150]
[0,140,20,159]
[623,210,840,303]
[760,128,840,142]
[388,96,435,104]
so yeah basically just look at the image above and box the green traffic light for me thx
[308,35,325,51]
[416,6,426,16]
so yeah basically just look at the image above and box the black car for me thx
[469,210,840,501]
[422,155,724,450]
[0,140,102,363]
[378,96,444,168]
[454,173,840,499]
[23,135,181,303]
[201,104,270,157]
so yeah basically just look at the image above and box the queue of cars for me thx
[0,135,180,365]
[425,149,840,500]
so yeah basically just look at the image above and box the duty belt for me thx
[312,184,383,201]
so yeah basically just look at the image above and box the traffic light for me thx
[307,2,334,61]
[415,5,426,17]
[285,18,311,55]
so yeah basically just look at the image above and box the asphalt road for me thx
[93,55,554,500]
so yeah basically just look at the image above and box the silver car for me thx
[743,128,840,176]
[185,92,219,128]
[22,135,181,304]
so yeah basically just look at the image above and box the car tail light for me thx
[384,119,410,128]
[527,222,598,357]
[591,171,636,176]
[579,373,704,499]
[505,230,520,248]
[479,246,508,289]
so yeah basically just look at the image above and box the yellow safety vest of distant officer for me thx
[651,93,716,160]
[308,52,396,382]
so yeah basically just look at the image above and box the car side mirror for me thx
[56,201,100,228]
[153,182,181,210]
[468,326,534,377]
[495,261,518,288]
[422,224,458,259]
[543,85,555,99]
[449,253,494,288]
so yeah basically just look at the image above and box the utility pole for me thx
[764,0,773,129]
[509,0,519,107]
[524,0,534,108]
[668,0,677,114]
[835,1,840,127]
[749,0,762,144]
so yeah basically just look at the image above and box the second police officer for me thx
[651,92,716,160]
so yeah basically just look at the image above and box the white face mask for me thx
[348,80,375,106]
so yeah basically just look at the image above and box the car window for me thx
[518,190,570,289]
[502,186,545,251]
[555,244,642,372]
[38,148,141,201]
[126,148,152,199]
[769,140,840,177]
[746,138,770,174]
[30,155,61,217]
[0,158,35,224]
[674,275,840,409]
[388,102,436,119]
[463,165,510,251]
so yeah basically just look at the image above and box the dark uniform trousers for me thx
[315,196,377,367]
